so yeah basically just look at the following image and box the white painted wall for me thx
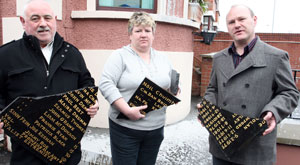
[2,17,23,43]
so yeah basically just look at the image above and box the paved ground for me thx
[0,96,211,165]
[79,96,211,165]
[0,137,10,165]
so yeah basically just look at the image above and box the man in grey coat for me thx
[199,4,299,165]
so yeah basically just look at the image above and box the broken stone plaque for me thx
[0,86,98,164]
[117,77,180,119]
[197,98,268,158]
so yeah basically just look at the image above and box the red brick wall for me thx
[193,32,300,96]
[166,0,184,17]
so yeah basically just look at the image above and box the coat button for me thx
[223,102,227,106]
[241,105,246,109]
[65,49,68,52]
[67,44,70,47]
[245,84,250,88]
[61,54,65,58]
[44,86,48,90]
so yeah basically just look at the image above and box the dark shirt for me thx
[229,37,258,68]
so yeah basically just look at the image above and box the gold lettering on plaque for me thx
[71,118,85,133]
[73,104,84,115]
[34,120,54,137]
[68,92,80,102]
[38,116,56,132]
[20,116,30,127]
[75,90,85,99]
[142,81,154,91]
[61,126,76,140]
[84,98,91,105]
[58,99,72,113]
[37,130,55,146]
[53,135,66,147]
[56,130,68,141]
[49,108,61,118]
[9,109,21,119]
[44,111,56,123]
[155,91,174,104]
[72,111,87,126]
[62,94,73,105]
[78,101,88,112]
[147,92,157,100]
[54,103,70,119]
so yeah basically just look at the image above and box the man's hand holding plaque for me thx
[197,98,268,158]
[0,121,3,134]
[117,78,180,119]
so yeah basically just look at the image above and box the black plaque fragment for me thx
[0,86,98,164]
[117,77,180,119]
[197,98,268,158]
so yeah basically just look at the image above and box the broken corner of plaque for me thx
[197,98,268,158]
[0,86,98,165]
[117,77,180,119]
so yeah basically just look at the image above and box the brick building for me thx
[192,32,300,96]
[0,0,205,127]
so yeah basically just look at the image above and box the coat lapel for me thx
[48,33,65,82]
[227,37,267,80]
[218,49,235,80]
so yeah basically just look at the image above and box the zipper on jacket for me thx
[43,59,49,77]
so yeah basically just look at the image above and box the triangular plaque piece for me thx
[0,86,98,164]
[197,98,268,158]
[117,77,180,119]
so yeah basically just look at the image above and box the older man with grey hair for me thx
[0,0,99,164]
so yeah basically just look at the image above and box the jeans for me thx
[109,119,164,165]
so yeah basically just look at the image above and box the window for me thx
[202,16,209,31]
[202,16,214,31]
[96,0,157,13]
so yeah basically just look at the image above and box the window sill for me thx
[277,118,300,146]
[71,10,200,29]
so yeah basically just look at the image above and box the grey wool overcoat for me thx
[204,37,299,165]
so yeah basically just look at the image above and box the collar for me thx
[23,32,63,51]
[42,40,54,49]
[229,36,258,56]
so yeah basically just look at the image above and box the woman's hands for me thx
[125,105,147,121]
[113,98,146,121]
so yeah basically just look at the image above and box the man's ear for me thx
[253,16,257,27]
[20,16,26,30]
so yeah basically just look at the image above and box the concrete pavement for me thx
[79,96,211,165]
[1,96,300,164]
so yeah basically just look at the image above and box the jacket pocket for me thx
[59,66,80,89]
[61,66,80,73]
[7,67,37,94]
[8,67,34,77]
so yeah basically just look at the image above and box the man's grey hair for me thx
[230,4,255,17]
[22,0,53,18]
